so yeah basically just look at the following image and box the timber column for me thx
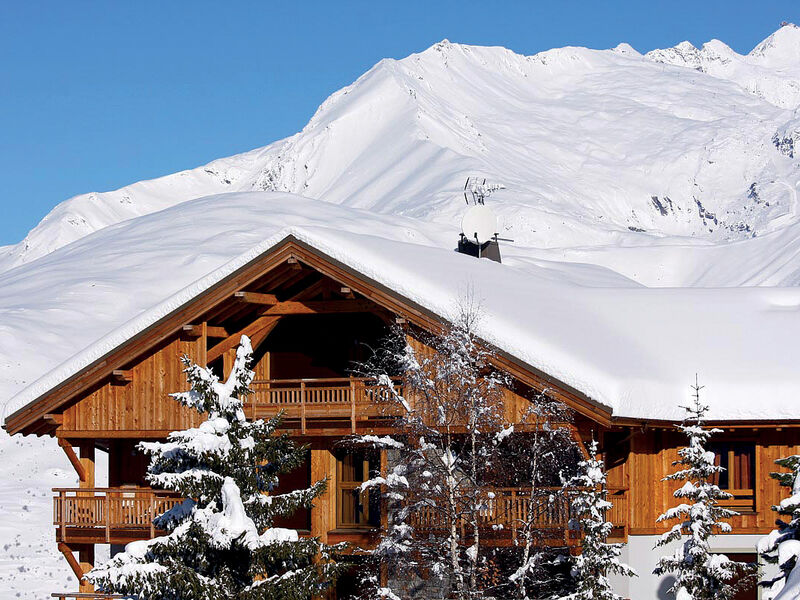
[78,442,95,593]
[310,446,333,543]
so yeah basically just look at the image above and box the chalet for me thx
[2,193,800,600]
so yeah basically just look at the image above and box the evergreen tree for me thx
[88,336,342,600]
[758,455,800,599]
[554,439,635,600]
[653,378,754,600]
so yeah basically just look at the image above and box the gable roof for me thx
[3,191,800,430]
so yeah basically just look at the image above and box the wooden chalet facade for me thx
[3,236,796,600]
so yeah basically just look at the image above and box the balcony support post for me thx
[59,490,66,542]
[78,443,95,492]
[310,448,332,543]
[350,377,356,433]
[300,382,306,434]
[150,494,156,539]
[105,492,110,543]
[78,544,94,593]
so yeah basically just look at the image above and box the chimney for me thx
[457,235,502,263]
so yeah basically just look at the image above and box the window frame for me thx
[335,450,380,529]
[708,440,757,514]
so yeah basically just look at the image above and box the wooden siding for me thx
[620,428,800,535]
[60,334,205,435]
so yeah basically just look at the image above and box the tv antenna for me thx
[464,177,505,205]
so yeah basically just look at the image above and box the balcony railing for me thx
[53,485,629,546]
[247,377,403,432]
[53,488,182,543]
[51,594,127,600]
[413,487,629,540]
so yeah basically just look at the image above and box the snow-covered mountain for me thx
[2,24,800,287]
[646,23,800,109]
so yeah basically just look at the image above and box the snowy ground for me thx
[0,433,75,598]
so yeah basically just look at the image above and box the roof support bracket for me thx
[57,542,87,585]
[58,439,87,482]
[111,369,132,385]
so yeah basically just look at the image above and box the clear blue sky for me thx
[1,1,797,246]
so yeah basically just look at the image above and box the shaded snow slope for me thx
[1,27,799,287]
[4,191,799,424]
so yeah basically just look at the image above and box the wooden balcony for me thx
[413,487,630,544]
[246,377,403,432]
[54,486,630,547]
[53,488,182,544]
[51,594,126,600]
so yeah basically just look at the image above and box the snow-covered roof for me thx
[1,191,798,425]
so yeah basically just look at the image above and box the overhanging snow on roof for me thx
[2,192,800,425]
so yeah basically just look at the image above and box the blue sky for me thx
[1,1,797,246]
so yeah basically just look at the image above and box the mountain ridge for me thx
[1,26,799,286]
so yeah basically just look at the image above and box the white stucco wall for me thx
[610,534,772,599]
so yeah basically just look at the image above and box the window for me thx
[336,450,380,528]
[708,442,756,512]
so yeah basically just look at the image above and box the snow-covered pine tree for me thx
[758,455,800,599]
[88,336,342,600]
[552,439,635,600]
[653,378,754,600]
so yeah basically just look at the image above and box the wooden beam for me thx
[234,291,278,305]
[111,369,132,384]
[44,413,63,425]
[78,545,95,592]
[249,320,279,354]
[181,324,202,338]
[57,542,86,585]
[183,324,226,338]
[287,277,330,302]
[258,299,375,315]
[287,256,302,270]
[207,316,281,363]
[57,429,187,438]
[58,439,86,482]
[340,286,354,298]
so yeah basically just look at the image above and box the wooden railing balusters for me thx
[53,488,182,544]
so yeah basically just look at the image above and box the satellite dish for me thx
[461,204,498,244]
